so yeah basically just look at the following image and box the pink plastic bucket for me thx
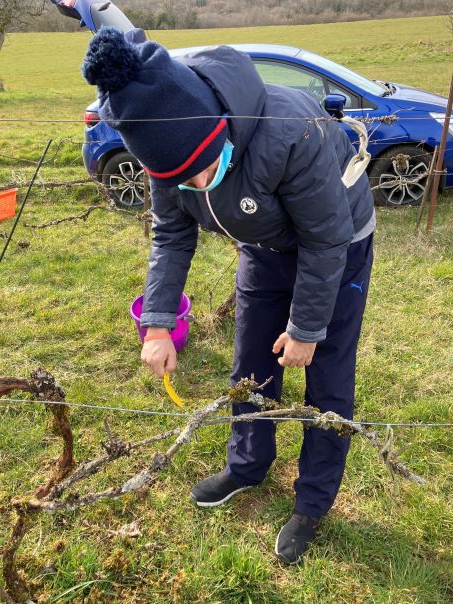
[130,293,192,352]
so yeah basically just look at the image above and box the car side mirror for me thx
[323,94,347,118]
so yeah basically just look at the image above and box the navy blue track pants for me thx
[226,234,373,517]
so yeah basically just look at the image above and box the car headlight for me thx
[429,113,453,136]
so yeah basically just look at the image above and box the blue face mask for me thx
[178,140,234,193]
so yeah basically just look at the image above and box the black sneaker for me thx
[275,512,320,564]
[190,471,253,508]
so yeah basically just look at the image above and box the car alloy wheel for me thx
[369,145,431,207]
[101,151,146,209]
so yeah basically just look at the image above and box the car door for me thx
[51,0,133,33]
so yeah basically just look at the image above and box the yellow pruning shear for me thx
[163,372,184,408]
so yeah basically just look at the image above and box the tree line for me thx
[5,0,452,32]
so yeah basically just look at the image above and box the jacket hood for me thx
[178,46,267,167]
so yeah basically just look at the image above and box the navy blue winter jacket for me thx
[140,45,374,342]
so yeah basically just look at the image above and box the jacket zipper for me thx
[205,191,234,239]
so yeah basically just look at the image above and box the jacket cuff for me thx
[140,312,177,330]
[286,319,327,343]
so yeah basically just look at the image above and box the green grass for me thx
[0,15,451,165]
[0,16,453,604]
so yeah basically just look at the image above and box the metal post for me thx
[143,171,150,239]
[0,139,52,265]
[426,73,453,231]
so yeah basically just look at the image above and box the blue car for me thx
[53,0,452,208]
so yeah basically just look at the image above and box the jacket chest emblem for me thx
[240,197,258,214]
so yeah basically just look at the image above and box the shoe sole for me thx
[274,527,300,565]
[190,485,252,508]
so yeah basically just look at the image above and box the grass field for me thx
[0,15,452,604]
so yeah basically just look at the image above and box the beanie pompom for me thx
[82,27,142,92]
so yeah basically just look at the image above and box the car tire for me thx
[101,151,147,209]
[368,145,432,207]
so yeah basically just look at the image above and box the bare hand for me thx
[141,334,177,378]
[272,333,317,368]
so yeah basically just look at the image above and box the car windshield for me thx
[298,50,387,96]
[91,2,134,31]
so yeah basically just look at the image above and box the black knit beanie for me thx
[82,27,227,188]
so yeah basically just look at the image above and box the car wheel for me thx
[368,145,431,207]
[101,151,146,209]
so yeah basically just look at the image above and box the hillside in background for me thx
[30,0,452,30]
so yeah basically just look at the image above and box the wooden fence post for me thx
[426,72,453,231]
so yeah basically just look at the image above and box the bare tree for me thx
[445,0,453,37]
[0,0,46,90]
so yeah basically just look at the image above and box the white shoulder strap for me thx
[340,115,371,189]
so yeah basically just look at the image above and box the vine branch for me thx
[1,372,425,602]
